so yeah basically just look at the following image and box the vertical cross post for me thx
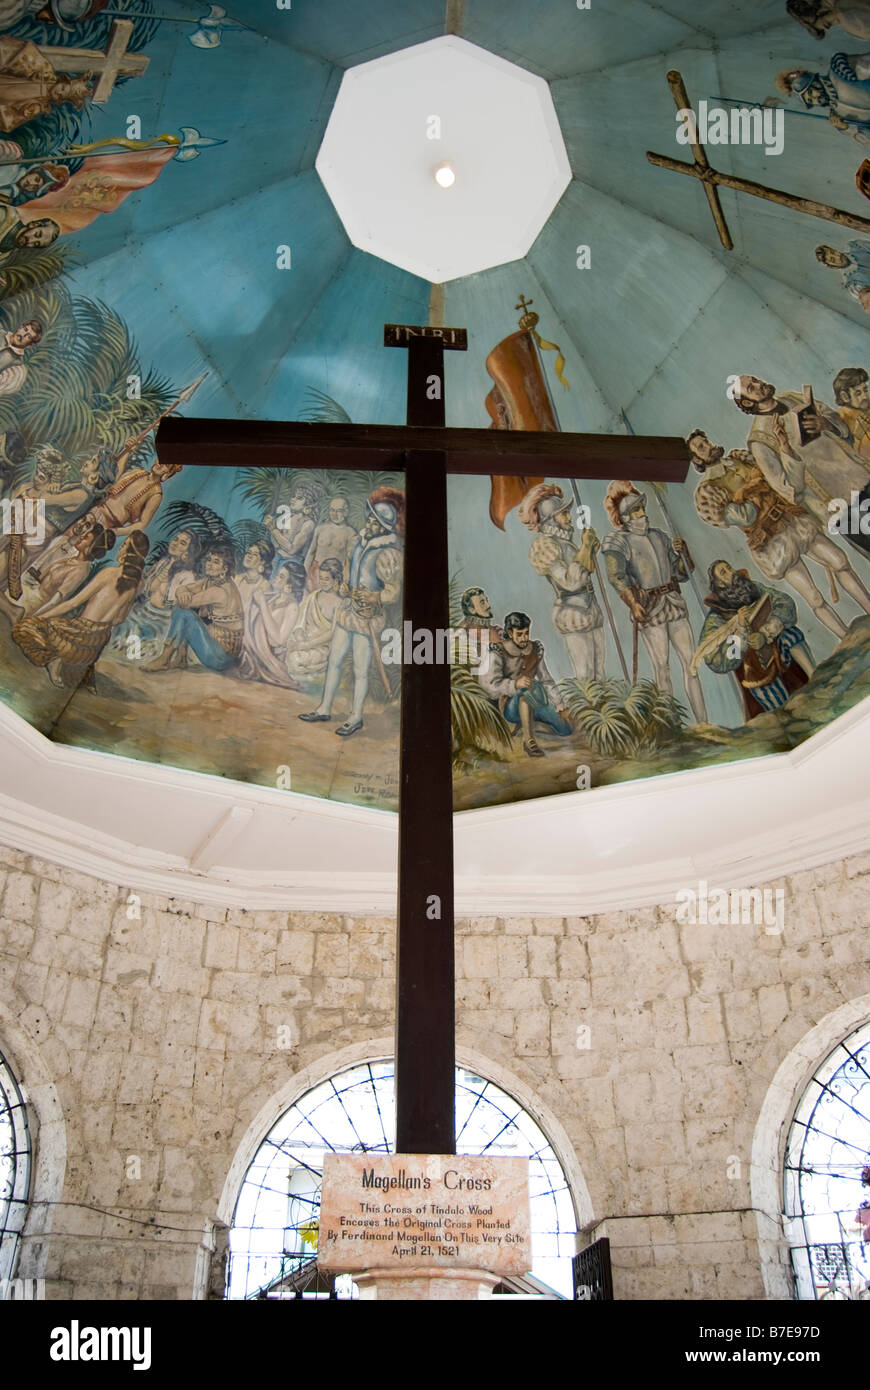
[387,324,466,1154]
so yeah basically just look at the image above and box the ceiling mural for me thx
[0,0,869,814]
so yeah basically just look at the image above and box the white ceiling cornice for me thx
[0,690,868,916]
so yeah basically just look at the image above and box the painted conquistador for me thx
[518,482,605,681]
[601,481,708,724]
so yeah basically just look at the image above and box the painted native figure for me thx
[110,526,201,660]
[299,487,403,737]
[303,496,357,588]
[265,483,318,596]
[12,530,148,688]
[688,429,853,639]
[144,542,243,673]
[694,561,815,720]
[238,558,303,690]
[600,481,708,724]
[517,482,605,682]
[285,557,342,686]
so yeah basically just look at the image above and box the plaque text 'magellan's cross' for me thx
[156,324,690,1156]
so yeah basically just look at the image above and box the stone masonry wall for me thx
[0,843,868,1300]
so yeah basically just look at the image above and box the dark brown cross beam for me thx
[156,330,689,1157]
[647,70,870,251]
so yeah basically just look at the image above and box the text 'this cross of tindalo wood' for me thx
[156,323,690,1155]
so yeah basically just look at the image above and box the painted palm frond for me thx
[645,688,688,732]
[450,666,512,765]
[558,677,608,717]
[0,245,72,302]
[299,388,352,425]
[232,467,298,516]
[70,299,137,396]
[570,702,633,757]
[0,283,173,460]
[558,674,686,758]
[10,105,88,167]
[622,679,658,729]
[232,517,272,563]
[448,571,465,630]
[154,500,234,552]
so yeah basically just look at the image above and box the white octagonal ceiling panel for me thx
[315,36,572,283]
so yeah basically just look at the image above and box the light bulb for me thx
[434,163,455,188]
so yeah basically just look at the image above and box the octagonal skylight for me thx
[315,36,572,283]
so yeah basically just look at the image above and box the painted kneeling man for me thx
[601,481,708,724]
[695,560,815,720]
[480,610,573,758]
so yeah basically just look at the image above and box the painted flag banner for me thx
[16,146,177,234]
[484,326,554,528]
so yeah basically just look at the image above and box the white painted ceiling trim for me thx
[0,691,868,916]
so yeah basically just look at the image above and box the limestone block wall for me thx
[0,843,868,1300]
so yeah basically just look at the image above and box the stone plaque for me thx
[317,1153,531,1275]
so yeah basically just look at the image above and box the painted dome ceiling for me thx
[1,0,870,826]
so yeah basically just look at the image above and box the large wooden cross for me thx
[647,71,870,250]
[39,19,149,103]
[156,326,689,1155]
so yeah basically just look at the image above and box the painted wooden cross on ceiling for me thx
[648,71,870,249]
[156,323,689,1157]
[39,19,149,104]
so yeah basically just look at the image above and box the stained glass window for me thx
[227,1060,577,1299]
[0,1048,31,1285]
[784,1020,870,1300]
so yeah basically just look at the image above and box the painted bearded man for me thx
[695,561,814,720]
[600,480,708,724]
[688,428,853,639]
[731,374,870,573]
[299,486,403,737]
[518,481,605,682]
[480,610,572,758]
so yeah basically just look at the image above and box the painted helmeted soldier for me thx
[518,481,605,681]
[299,486,403,737]
[600,480,708,724]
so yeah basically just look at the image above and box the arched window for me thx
[784,1019,870,1299]
[0,1047,32,1284]
[227,1060,577,1299]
